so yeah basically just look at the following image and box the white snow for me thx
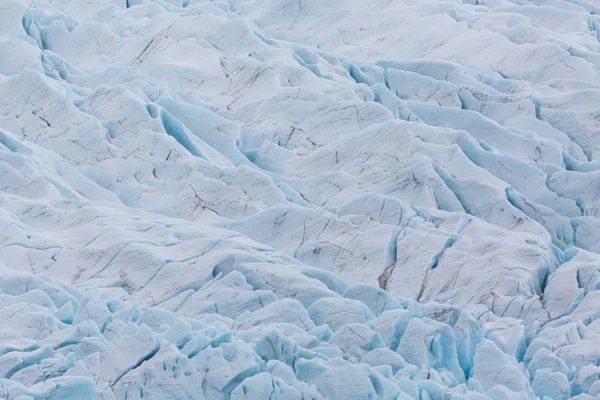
[1,0,600,398]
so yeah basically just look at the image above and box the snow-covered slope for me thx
[1,0,600,398]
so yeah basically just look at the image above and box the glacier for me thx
[1,0,600,398]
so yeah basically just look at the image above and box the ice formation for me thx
[1,0,600,398]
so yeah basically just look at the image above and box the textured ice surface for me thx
[1,0,600,398]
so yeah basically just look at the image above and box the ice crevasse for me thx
[1,0,600,398]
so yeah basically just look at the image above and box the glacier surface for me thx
[1,0,600,398]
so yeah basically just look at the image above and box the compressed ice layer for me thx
[0,261,595,399]
[0,269,541,399]
[0,0,600,398]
